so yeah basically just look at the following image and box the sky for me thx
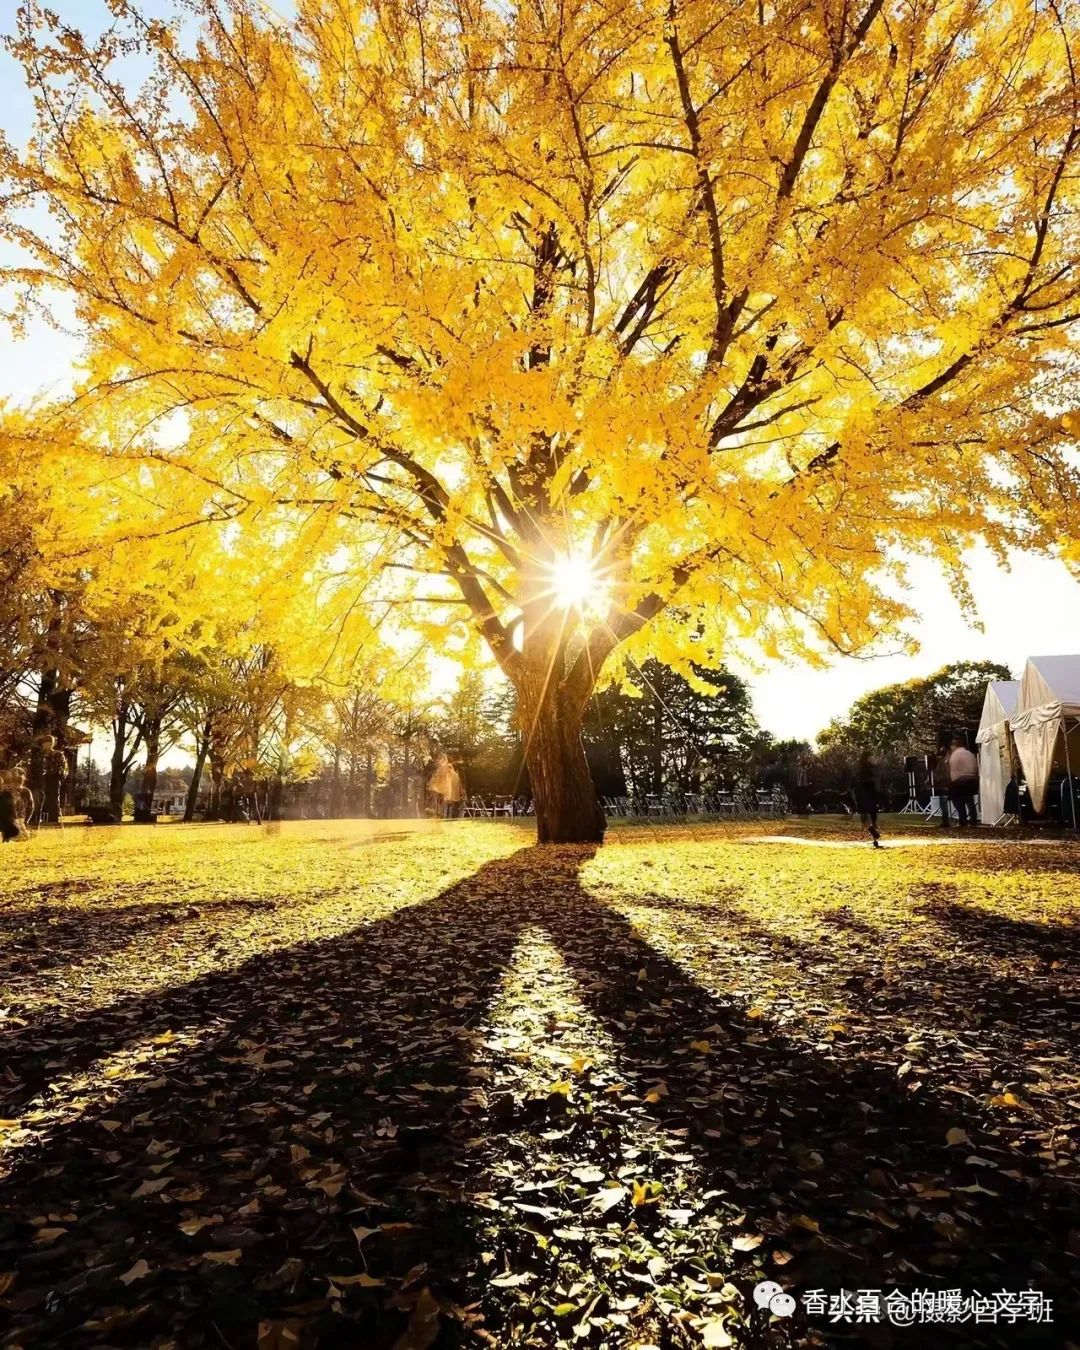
[2,1,1078,753]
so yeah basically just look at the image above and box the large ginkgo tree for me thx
[3,0,1078,840]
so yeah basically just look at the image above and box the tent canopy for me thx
[1016,655,1080,716]
[976,679,1020,824]
[1011,656,1080,815]
[977,679,1020,736]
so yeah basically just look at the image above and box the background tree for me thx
[586,661,758,798]
[0,476,47,714]
[81,605,187,816]
[818,660,1012,759]
[748,737,816,811]
[322,687,391,818]
[129,665,185,818]
[432,672,524,798]
[4,0,1079,840]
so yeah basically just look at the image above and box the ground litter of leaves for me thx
[1,819,1077,1350]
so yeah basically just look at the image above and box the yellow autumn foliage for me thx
[2,0,1079,835]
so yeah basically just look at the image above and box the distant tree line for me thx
[808,660,1011,808]
[0,581,1008,824]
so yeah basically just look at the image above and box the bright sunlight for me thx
[550,552,606,616]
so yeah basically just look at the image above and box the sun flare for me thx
[550,552,602,613]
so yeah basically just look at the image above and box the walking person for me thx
[13,768,34,832]
[445,761,464,819]
[947,735,979,828]
[852,749,883,848]
[33,734,67,825]
[426,752,453,818]
[0,771,28,842]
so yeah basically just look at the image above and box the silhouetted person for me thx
[34,734,67,824]
[446,762,464,818]
[12,768,33,830]
[947,736,979,828]
[427,752,453,817]
[853,750,882,848]
[0,771,19,842]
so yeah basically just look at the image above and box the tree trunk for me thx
[184,716,212,822]
[206,758,222,820]
[330,740,342,818]
[518,679,605,844]
[29,667,57,818]
[347,746,358,815]
[30,672,71,824]
[651,691,664,795]
[110,694,134,814]
[402,738,411,816]
[138,717,162,815]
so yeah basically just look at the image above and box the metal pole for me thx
[1011,728,1023,831]
[1064,719,1078,832]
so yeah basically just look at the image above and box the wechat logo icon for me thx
[754,1281,796,1318]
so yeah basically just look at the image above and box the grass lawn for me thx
[1,820,1077,1348]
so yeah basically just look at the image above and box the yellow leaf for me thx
[132,1177,171,1198]
[258,1321,303,1349]
[631,1179,661,1207]
[178,1216,220,1236]
[119,1259,150,1285]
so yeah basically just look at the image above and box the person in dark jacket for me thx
[0,771,21,842]
[853,750,883,848]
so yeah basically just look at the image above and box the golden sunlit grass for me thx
[2,820,1077,1346]
[0,819,522,1020]
[4,816,1075,1035]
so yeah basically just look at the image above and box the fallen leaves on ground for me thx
[0,818,1077,1347]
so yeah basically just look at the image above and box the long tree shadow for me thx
[526,873,1077,1329]
[920,894,1080,966]
[1,847,1075,1348]
[0,897,277,988]
[613,885,1080,1066]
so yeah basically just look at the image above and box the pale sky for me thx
[2,1,1078,750]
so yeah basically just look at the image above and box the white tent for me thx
[975,679,1020,825]
[1010,656,1080,821]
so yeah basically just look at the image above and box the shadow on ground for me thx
[1,847,1075,1348]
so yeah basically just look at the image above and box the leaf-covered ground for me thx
[1,820,1077,1349]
